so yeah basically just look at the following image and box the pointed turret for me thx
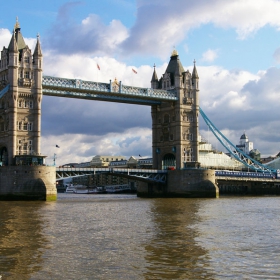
[151,64,159,89]
[192,59,199,90]
[9,18,27,51]
[192,59,199,79]
[8,29,18,53]
[164,49,185,87]
[34,34,42,57]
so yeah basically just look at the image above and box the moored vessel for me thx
[105,184,132,193]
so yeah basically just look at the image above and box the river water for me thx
[0,194,280,280]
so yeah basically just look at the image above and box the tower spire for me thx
[34,33,42,56]
[14,16,20,30]
[192,59,199,79]
[151,63,158,81]
[8,29,18,53]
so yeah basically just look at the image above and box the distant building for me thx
[198,136,243,169]
[249,149,261,162]
[236,133,253,155]
[138,158,153,169]
[90,155,126,167]
[109,156,138,169]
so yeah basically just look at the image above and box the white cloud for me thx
[42,127,152,166]
[44,10,129,56]
[198,65,280,157]
[0,28,11,49]
[198,65,258,110]
[121,0,280,57]
[201,49,218,62]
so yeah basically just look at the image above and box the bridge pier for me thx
[0,166,57,201]
[137,169,219,198]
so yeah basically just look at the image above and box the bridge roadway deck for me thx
[56,167,167,183]
[42,76,178,106]
[216,176,280,183]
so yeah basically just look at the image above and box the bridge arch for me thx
[162,153,176,170]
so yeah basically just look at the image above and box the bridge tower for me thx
[0,19,56,200]
[0,19,43,165]
[151,50,200,170]
[136,50,218,198]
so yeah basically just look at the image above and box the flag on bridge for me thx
[56,145,60,148]
[132,68,137,74]
[97,63,100,70]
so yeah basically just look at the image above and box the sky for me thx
[1,0,280,166]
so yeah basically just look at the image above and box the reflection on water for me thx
[0,202,49,279]
[0,194,280,279]
[143,199,213,279]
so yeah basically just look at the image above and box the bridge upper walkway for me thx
[42,76,178,105]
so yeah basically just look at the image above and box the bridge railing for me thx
[42,76,177,100]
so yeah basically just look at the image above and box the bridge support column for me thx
[137,169,218,198]
[0,166,57,201]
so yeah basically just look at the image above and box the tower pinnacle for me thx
[14,17,20,30]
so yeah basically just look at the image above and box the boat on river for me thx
[65,184,90,194]
[88,186,107,194]
[65,184,76,193]
[105,184,132,193]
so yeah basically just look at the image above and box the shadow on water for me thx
[142,198,214,280]
[0,201,49,279]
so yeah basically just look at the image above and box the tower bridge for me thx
[0,20,277,200]
[42,76,178,105]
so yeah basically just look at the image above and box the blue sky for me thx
[1,0,280,165]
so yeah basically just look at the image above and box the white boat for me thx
[105,184,131,193]
[65,184,89,194]
[88,186,107,194]
[74,188,90,194]
[65,184,76,193]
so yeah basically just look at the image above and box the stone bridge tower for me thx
[0,19,43,166]
[0,19,56,201]
[151,50,200,170]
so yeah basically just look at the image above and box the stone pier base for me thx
[137,169,219,198]
[0,166,57,201]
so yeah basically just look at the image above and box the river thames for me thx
[0,194,279,279]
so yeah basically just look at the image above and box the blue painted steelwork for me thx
[42,76,178,105]
[200,107,276,173]
[216,170,277,179]
[0,85,9,98]
[56,167,167,183]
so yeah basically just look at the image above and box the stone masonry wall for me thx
[0,166,57,201]
[137,169,219,198]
